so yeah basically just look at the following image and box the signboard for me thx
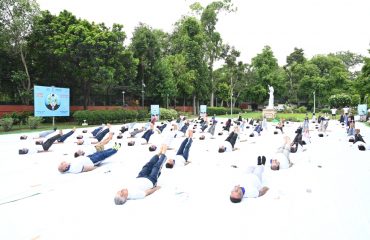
[34,85,70,117]
[200,105,207,117]
[358,104,368,116]
[150,105,160,119]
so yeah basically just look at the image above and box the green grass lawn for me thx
[220,112,311,122]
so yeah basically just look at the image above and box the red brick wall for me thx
[0,105,193,117]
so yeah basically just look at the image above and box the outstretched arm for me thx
[145,186,161,196]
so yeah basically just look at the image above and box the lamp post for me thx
[141,82,145,108]
[313,91,316,114]
[122,91,125,107]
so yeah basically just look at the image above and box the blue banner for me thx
[357,104,367,116]
[34,86,70,117]
[151,105,160,117]
[200,105,207,117]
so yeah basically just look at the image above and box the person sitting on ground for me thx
[165,130,193,168]
[229,163,269,203]
[270,136,293,170]
[353,128,366,144]
[347,120,355,136]
[58,143,121,173]
[114,145,168,205]
[219,126,240,153]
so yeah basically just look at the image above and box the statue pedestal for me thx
[263,108,276,119]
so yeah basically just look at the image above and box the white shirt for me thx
[236,173,262,198]
[331,108,337,114]
[127,178,154,200]
[343,107,349,114]
[223,141,233,152]
[173,154,186,167]
[275,152,290,169]
[67,157,94,173]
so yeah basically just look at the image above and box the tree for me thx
[284,48,307,104]
[130,23,162,107]
[250,46,285,105]
[0,0,40,104]
[190,0,236,107]
[353,49,370,101]
[170,16,208,114]
[330,51,364,80]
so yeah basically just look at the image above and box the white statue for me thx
[268,85,274,109]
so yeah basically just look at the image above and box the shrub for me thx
[208,107,228,116]
[328,94,352,108]
[296,106,307,113]
[137,109,150,121]
[0,117,14,131]
[320,108,331,114]
[159,108,178,120]
[27,116,43,129]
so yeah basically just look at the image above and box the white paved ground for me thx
[1,117,370,240]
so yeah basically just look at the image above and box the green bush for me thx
[0,117,14,131]
[208,107,228,116]
[296,106,307,113]
[137,109,150,121]
[159,108,178,120]
[320,108,331,114]
[73,109,140,124]
[27,116,43,129]
[328,94,352,108]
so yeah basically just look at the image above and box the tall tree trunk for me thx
[209,58,214,107]
[193,95,197,115]
[83,79,90,110]
[20,47,31,105]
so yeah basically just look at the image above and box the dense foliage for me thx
[0,0,368,113]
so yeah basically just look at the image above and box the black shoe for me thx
[257,156,262,165]
[262,156,266,165]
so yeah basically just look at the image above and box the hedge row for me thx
[207,107,242,116]
[73,108,179,125]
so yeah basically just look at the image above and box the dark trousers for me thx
[142,129,154,143]
[57,130,74,142]
[95,128,109,142]
[137,154,167,186]
[225,132,238,148]
[176,138,193,161]
[180,124,189,134]
[42,134,62,151]
[254,125,262,134]
[92,127,103,137]
[87,148,117,165]
[130,128,144,137]
[208,123,217,135]
[291,133,303,153]
[157,124,167,132]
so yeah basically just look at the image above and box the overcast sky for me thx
[37,0,370,66]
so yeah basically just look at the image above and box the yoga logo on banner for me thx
[34,85,70,117]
